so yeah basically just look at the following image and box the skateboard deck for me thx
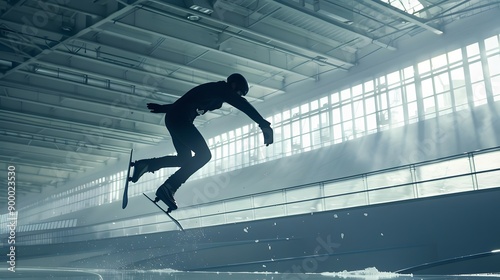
[122,149,134,209]
[143,193,185,232]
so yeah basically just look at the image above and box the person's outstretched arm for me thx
[225,96,274,146]
[147,103,171,113]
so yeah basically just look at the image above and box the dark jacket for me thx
[169,81,270,127]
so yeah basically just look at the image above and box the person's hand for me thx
[260,126,274,146]
[147,103,163,113]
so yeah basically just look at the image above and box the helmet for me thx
[227,73,249,96]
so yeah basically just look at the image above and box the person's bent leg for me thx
[156,122,211,211]
[131,123,192,183]
[165,124,211,191]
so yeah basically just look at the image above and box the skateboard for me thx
[143,193,185,232]
[122,149,134,209]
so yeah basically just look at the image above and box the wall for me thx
[12,187,500,274]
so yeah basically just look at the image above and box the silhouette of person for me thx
[131,73,273,212]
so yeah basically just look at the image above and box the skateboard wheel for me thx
[130,162,135,167]
[154,196,160,203]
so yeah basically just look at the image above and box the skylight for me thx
[381,0,424,17]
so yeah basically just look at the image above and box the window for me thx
[22,33,500,220]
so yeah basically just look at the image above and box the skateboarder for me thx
[131,73,273,211]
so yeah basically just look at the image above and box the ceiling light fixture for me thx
[189,5,212,14]
[184,0,213,14]
[187,14,201,21]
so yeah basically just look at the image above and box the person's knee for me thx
[198,149,212,164]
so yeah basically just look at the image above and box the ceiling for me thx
[1,0,499,204]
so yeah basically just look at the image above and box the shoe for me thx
[155,183,178,211]
[131,160,149,183]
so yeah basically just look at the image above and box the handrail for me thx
[169,147,500,211]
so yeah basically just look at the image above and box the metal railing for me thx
[8,146,500,245]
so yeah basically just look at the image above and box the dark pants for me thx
[147,113,212,191]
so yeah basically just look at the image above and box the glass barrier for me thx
[9,147,500,246]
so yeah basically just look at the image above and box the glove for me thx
[147,103,170,113]
[260,125,274,146]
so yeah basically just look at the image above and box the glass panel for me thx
[415,157,471,181]
[469,61,484,83]
[407,101,418,120]
[492,75,500,100]
[364,80,374,92]
[406,84,416,102]
[390,105,404,125]
[341,104,352,121]
[321,127,331,142]
[254,205,285,219]
[484,35,499,51]
[489,55,500,76]
[301,133,311,150]
[365,97,376,114]
[453,87,468,108]
[432,54,448,70]
[325,193,366,210]
[366,169,412,189]
[352,84,363,97]
[421,78,434,97]
[366,114,377,132]
[403,66,414,80]
[226,210,253,223]
[343,120,353,139]
[472,81,487,106]
[418,59,431,75]
[353,100,364,118]
[310,100,319,111]
[434,72,450,93]
[423,96,435,115]
[466,43,480,59]
[320,96,329,107]
[201,215,225,227]
[301,118,310,134]
[331,108,340,124]
[450,67,465,88]
[225,197,252,212]
[473,150,500,171]
[369,184,415,204]
[341,89,351,101]
[388,88,402,106]
[286,185,321,202]
[477,170,500,190]
[387,71,400,85]
[355,117,365,137]
[331,92,339,104]
[254,191,283,208]
[287,200,323,215]
[324,177,364,196]
[417,175,473,197]
[437,92,452,111]
[202,202,225,215]
[301,103,309,114]
[448,48,463,64]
